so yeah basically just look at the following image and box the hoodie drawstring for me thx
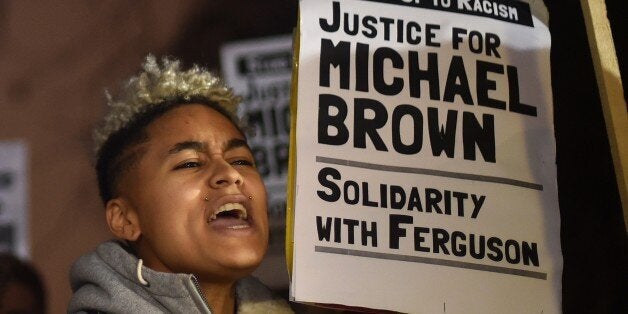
[137,258,150,286]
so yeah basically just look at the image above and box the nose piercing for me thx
[249,196,253,200]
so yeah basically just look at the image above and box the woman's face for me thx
[116,103,268,281]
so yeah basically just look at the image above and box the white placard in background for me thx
[221,35,293,289]
[0,141,29,259]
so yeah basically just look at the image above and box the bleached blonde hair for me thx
[93,55,242,153]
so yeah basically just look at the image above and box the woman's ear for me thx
[106,198,141,241]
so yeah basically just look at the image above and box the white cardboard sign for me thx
[290,0,561,312]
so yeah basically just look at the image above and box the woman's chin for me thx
[201,248,267,281]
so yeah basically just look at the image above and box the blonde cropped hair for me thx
[93,55,242,153]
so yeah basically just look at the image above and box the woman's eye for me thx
[231,159,254,167]
[175,161,201,169]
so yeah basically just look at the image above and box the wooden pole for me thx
[580,0,628,229]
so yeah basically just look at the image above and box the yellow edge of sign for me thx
[285,14,301,278]
[580,0,628,229]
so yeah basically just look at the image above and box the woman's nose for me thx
[208,159,243,188]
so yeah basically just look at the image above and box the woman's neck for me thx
[200,280,237,314]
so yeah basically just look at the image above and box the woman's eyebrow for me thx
[168,141,207,154]
[167,139,249,155]
[224,138,250,152]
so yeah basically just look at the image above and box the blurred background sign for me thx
[220,35,293,289]
[0,141,29,259]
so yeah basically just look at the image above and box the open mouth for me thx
[208,202,248,222]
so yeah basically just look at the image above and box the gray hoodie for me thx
[68,240,293,313]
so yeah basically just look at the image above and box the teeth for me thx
[209,203,247,221]
[227,224,249,230]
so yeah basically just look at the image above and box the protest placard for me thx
[287,0,561,312]
[0,141,29,259]
[221,35,293,288]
